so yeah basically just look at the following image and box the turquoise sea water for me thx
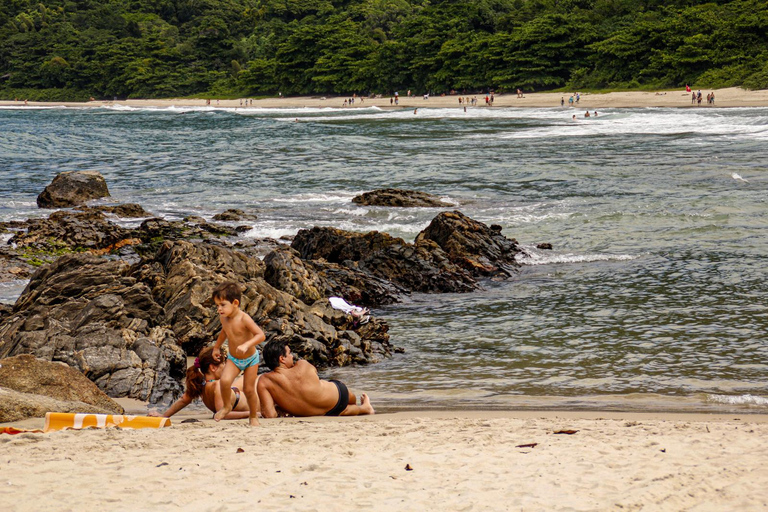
[1,104,767,413]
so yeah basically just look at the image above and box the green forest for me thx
[2,0,768,100]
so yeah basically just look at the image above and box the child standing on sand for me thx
[211,282,266,426]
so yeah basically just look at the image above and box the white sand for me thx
[2,87,768,110]
[2,409,767,511]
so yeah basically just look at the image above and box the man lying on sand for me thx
[258,340,375,417]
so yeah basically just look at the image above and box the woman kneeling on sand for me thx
[150,346,252,420]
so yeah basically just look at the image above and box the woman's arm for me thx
[150,394,193,418]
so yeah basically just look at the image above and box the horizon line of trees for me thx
[1,0,768,101]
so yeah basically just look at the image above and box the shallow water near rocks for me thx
[1,104,767,413]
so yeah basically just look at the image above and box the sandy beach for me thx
[2,87,768,110]
[2,405,767,511]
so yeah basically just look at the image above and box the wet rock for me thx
[352,188,451,208]
[213,209,259,222]
[76,203,152,218]
[37,170,110,208]
[291,226,476,294]
[10,210,133,252]
[264,246,405,307]
[417,210,521,278]
[0,354,123,414]
[537,243,553,250]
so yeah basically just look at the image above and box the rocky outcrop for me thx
[417,211,521,278]
[10,210,133,252]
[0,354,124,416]
[264,246,405,306]
[291,227,477,295]
[137,241,395,366]
[37,170,110,208]
[76,203,152,218]
[0,254,186,404]
[213,209,259,222]
[352,188,451,207]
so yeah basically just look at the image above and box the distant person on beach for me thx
[257,340,375,417]
[561,97,564,107]
[692,91,696,104]
[211,282,266,426]
[150,346,251,420]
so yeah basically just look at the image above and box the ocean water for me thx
[1,104,767,413]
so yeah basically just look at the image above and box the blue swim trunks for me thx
[229,351,260,371]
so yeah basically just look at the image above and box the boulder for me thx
[37,170,110,208]
[291,226,477,294]
[417,210,521,278]
[0,354,123,414]
[352,188,451,207]
[264,246,405,306]
[0,253,186,404]
[0,387,119,423]
[212,209,259,222]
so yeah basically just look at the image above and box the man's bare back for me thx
[258,343,374,418]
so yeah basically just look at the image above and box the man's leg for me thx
[243,365,261,427]
[214,361,240,421]
[340,393,375,416]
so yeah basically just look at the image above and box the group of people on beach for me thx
[152,282,374,425]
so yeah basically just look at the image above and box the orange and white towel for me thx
[44,412,171,432]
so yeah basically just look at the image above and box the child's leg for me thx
[243,365,261,427]
[214,360,241,422]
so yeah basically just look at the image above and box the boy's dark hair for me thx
[211,281,241,303]
[263,339,289,370]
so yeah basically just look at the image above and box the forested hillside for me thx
[2,0,767,100]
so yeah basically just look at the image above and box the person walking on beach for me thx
[692,91,696,104]
[211,282,266,426]
[150,346,251,420]
[257,340,375,417]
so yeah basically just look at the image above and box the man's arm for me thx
[257,377,278,418]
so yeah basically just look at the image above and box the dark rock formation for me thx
[0,354,124,415]
[37,170,111,208]
[0,303,12,323]
[0,253,186,404]
[417,210,521,278]
[264,246,405,306]
[291,227,477,295]
[537,243,553,250]
[10,210,133,252]
[76,203,152,218]
[213,209,259,222]
[352,188,451,208]
[137,241,394,366]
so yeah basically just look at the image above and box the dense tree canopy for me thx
[1,0,767,100]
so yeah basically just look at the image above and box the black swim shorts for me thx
[325,380,349,416]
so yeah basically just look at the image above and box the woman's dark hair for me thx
[211,281,241,303]
[263,339,289,370]
[184,346,222,400]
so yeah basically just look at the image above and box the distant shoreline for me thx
[2,86,768,110]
